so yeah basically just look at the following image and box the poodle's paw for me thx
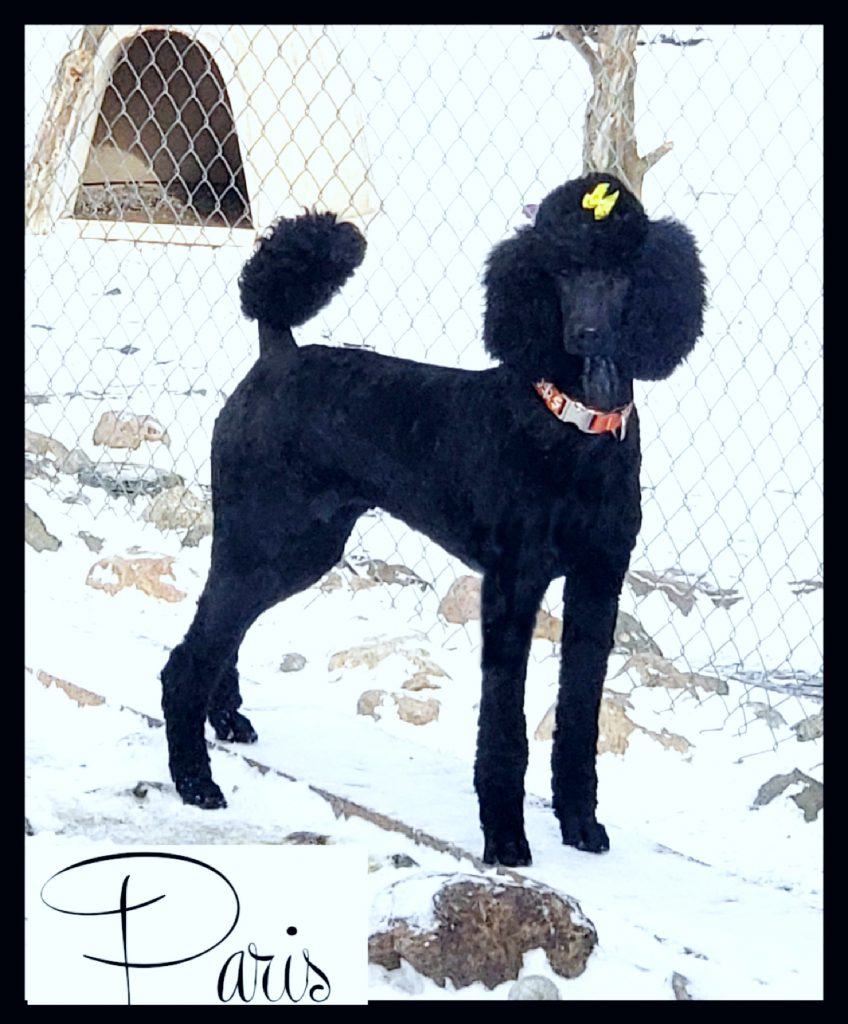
[482,829,533,868]
[175,776,228,810]
[208,708,259,744]
[558,813,609,853]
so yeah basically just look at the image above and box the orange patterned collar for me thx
[534,379,633,441]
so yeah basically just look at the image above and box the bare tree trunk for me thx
[25,26,110,234]
[553,24,672,198]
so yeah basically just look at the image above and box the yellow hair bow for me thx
[582,182,620,221]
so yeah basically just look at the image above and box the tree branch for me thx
[641,140,674,173]
[553,24,599,71]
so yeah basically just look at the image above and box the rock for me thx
[143,484,212,540]
[618,652,728,695]
[78,462,184,499]
[85,554,186,602]
[508,975,561,1000]
[789,578,823,595]
[318,571,344,593]
[329,640,448,679]
[671,971,694,1000]
[390,854,419,868]
[791,710,823,742]
[56,448,94,474]
[535,692,692,755]
[614,610,662,656]
[357,686,439,725]
[369,873,596,989]
[24,428,70,463]
[437,574,481,624]
[357,689,387,719]
[282,832,331,845]
[77,531,105,553]
[331,641,396,672]
[534,704,556,741]
[791,781,824,822]
[743,701,787,729]
[92,411,170,450]
[627,568,697,614]
[369,853,420,872]
[533,609,562,643]
[401,671,441,691]
[33,668,104,706]
[24,429,90,476]
[404,650,449,677]
[596,693,638,754]
[25,503,61,552]
[626,568,742,612]
[349,575,378,591]
[599,691,692,754]
[753,769,823,822]
[279,653,307,673]
[694,581,743,609]
[351,558,431,589]
[131,781,166,799]
[181,523,211,548]
[648,727,692,754]
[25,455,57,480]
[438,575,563,641]
[393,694,440,725]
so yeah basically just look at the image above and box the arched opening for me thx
[75,29,253,229]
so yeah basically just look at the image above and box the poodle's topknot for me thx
[532,172,649,270]
[239,210,366,332]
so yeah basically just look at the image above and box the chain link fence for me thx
[25,25,823,718]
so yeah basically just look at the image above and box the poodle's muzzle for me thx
[556,271,631,409]
[556,270,629,358]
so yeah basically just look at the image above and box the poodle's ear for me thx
[620,218,707,380]
[483,228,559,368]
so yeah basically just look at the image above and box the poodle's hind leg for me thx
[207,663,258,744]
[552,567,626,853]
[161,563,287,809]
[474,566,550,867]
[161,512,359,808]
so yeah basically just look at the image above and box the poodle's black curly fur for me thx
[161,173,706,866]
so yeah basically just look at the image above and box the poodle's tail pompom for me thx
[239,210,366,333]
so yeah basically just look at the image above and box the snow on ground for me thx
[25,481,822,1000]
[26,24,822,1002]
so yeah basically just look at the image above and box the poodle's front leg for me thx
[552,569,625,852]
[475,569,549,867]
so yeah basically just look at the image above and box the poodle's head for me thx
[483,172,706,410]
[532,172,649,272]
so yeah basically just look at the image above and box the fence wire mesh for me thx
[25,25,823,726]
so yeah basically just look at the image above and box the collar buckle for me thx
[557,395,594,430]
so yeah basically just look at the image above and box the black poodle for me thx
[161,172,706,867]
